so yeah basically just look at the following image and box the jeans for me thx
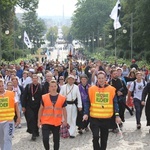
[133,98,144,125]
[42,124,60,150]
[0,121,14,150]
[118,97,126,122]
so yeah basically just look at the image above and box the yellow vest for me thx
[88,85,116,119]
[0,90,15,122]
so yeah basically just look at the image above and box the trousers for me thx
[133,98,144,124]
[90,118,109,150]
[0,121,14,150]
[42,124,60,150]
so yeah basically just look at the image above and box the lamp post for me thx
[123,29,127,34]
[109,35,112,39]
[130,13,133,60]
[99,37,102,47]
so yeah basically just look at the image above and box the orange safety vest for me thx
[0,90,15,122]
[41,94,66,126]
[88,85,116,119]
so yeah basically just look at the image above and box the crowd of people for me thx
[0,58,150,150]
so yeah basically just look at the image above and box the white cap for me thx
[29,68,35,73]
[116,67,123,72]
[67,74,75,79]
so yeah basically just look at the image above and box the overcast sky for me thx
[16,0,77,17]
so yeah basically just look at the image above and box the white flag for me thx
[110,0,121,30]
[24,31,32,49]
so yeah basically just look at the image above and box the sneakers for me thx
[15,124,22,129]
[18,124,22,128]
[137,124,141,129]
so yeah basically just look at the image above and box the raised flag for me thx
[24,31,32,49]
[110,0,121,30]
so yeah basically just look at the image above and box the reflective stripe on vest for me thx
[0,91,15,122]
[42,114,62,118]
[0,108,14,112]
[89,85,115,119]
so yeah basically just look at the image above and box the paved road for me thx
[12,111,150,150]
[49,49,68,62]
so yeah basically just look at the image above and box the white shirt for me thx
[13,86,21,103]
[60,84,82,108]
[129,80,147,100]
[24,77,32,87]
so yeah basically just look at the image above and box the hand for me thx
[82,114,88,121]
[22,107,26,113]
[62,120,68,126]
[15,117,21,126]
[117,91,123,96]
[115,116,121,124]
[78,107,82,111]
[37,120,41,128]
[141,101,146,106]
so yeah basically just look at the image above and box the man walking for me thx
[60,74,82,138]
[22,74,43,141]
[88,71,121,150]
[0,79,20,150]
[127,71,146,129]
[38,80,67,150]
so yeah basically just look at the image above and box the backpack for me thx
[131,80,146,97]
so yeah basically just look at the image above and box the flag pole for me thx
[115,29,117,58]
[130,13,133,60]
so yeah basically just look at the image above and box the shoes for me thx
[131,107,134,112]
[78,130,83,135]
[85,127,89,132]
[112,128,119,133]
[15,124,22,129]
[31,134,36,141]
[36,132,39,137]
[137,124,141,129]
[70,136,75,138]
[18,124,22,128]
[119,123,123,128]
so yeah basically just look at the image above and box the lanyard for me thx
[31,84,39,96]
[66,84,74,96]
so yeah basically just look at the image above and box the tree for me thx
[46,26,58,46]
[0,0,39,60]
[22,11,46,51]
[61,26,71,42]
[71,0,112,50]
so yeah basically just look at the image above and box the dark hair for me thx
[110,69,117,74]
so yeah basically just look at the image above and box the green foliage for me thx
[62,26,71,41]
[71,0,112,41]
[46,26,58,46]
[17,0,39,11]
[71,0,150,63]
[0,0,18,11]
[22,11,46,49]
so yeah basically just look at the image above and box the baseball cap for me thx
[67,74,75,79]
